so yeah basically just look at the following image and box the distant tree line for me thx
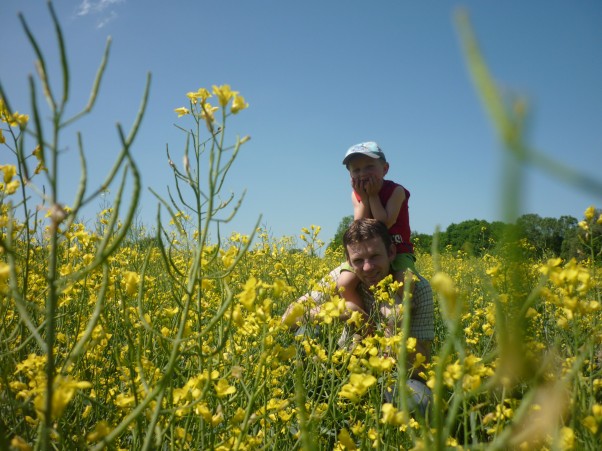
[328,210,602,262]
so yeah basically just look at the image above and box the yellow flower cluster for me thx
[174,84,248,121]
[338,372,377,402]
[12,354,91,422]
[0,164,19,195]
[540,257,600,327]
[0,97,29,144]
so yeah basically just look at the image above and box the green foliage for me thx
[411,232,433,255]
[327,214,353,252]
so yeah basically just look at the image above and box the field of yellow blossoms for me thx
[2,163,601,450]
[2,4,602,449]
[0,192,602,449]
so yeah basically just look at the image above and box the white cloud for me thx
[76,0,124,29]
[76,0,93,16]
[96,10,118,29]
[76,0,124,17]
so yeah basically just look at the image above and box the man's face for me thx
[346,236,396,287]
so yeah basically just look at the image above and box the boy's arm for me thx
[368,186,405,228]
[352,190,370,219]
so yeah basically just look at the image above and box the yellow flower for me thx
[0,129,5,144]
[266,398,289,411]
[3,110,29,127]
[350,421,364,435]
[123,271,140,296]
[186,88,211,103]
[558,426,574,450]
[584,205,595,221]
[367,355,394,372]
[282,302,304,328]
[195,402,212,421]
[237,276,257,310]
[431,271,460,319]
[214,378,236,398]
[10,436,32,451]
[525,307,538,319]
[380,403,407,426]
[338,373,377,402]
[221,246,238,268]
[406,336,417,353]
[0,164,16,183]
[14,112,29,127]
[174,106,191,117]
[86,421,111,443]
[412,352,427,371]
[200,102,219,121]
[114,393,136,409]
[0,262,9,292]
[443,360,463,387]
[231,94,248,114]
[317,297,346,324]
[34,377,92,421]
[271,278,290,297]
[231,407,246,424]
[337,428,357,450]
[3,180,19,194]
[582,416,598,434]
[213,84,237,107]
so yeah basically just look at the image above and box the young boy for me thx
[337,141,418,315]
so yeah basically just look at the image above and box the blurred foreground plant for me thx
[1,2,148,448]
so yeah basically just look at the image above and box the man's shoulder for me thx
[327,265,345,282]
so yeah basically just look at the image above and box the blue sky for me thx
[2,1,601,247]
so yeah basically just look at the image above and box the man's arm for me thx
[281,293,373,333]
[281,294,320,331]
[282,265,375,332]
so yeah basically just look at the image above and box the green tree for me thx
[327,215,353,251]
[440,219,501,255]
[411,232,433,254]
[515,214,578,258]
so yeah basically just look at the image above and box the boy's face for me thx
[347,154,389,185]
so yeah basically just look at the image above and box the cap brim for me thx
[342,151,384,165]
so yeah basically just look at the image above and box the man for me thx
[282,218,434,415]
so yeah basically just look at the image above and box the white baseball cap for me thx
[342,141,386,166]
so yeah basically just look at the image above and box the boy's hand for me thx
[363,176,383,196]
[351,177,368,198]
[352,176,382,198]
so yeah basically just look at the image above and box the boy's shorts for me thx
[341,252,418,275]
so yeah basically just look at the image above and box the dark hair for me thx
[343,218,392,257]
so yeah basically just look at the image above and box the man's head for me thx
[343,219,396,287]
